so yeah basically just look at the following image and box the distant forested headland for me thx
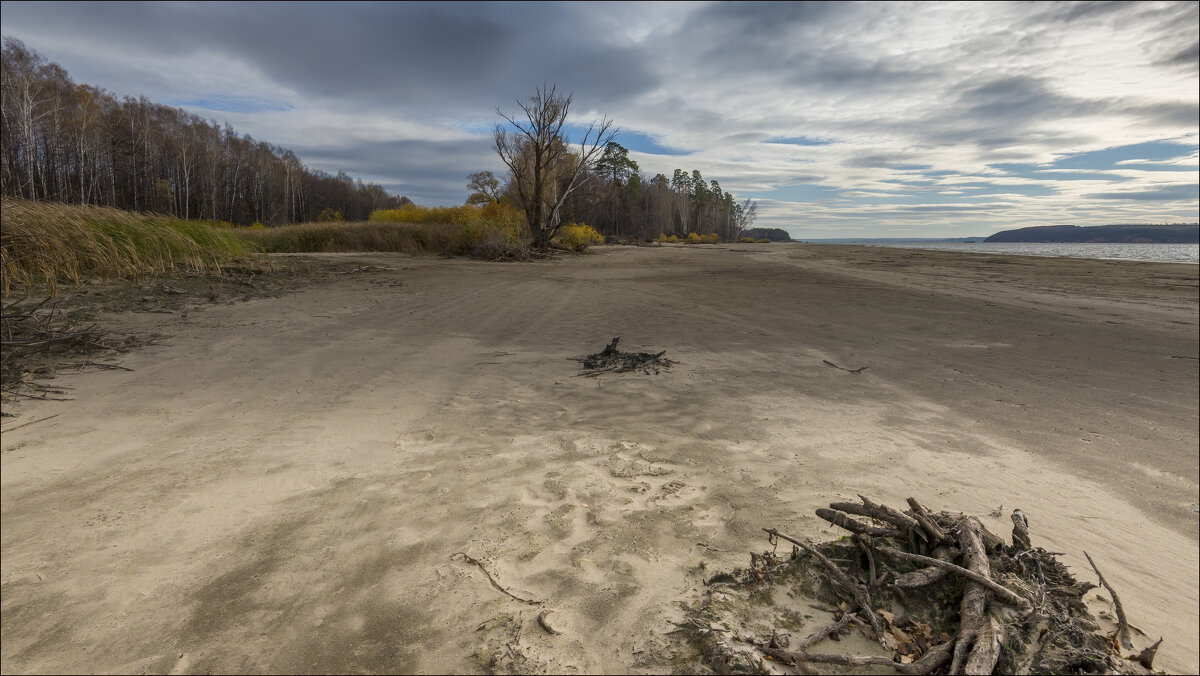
[739,227,792,242]
[985,224,1199,243]
[1,39,409,225]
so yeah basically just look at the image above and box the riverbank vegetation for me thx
[2,44,764,292]
[0,197,254,293]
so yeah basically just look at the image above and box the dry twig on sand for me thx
[451,552,542,606]
[2,298,142,404]
[822,359,868,374]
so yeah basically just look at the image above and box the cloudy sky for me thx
[3,1,1197,237]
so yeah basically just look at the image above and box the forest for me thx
[1,39,409,226]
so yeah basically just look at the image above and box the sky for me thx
[3,1,1198,238]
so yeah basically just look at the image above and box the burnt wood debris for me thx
[572,337,674,377]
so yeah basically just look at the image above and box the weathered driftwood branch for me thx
[762,638,955,675]
[600,337,619,356]
[963,615,1003,675]
[878,547,1030,610]
[906,497,949,543]
[763,528,885,645]
[830,495,923,534]
[893,545,957,588]
[950,516,990,675]
[1010,509,1031,552]
[816,508,902,538]
[1084,550,1133,650]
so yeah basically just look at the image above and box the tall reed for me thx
[1,197,256,294]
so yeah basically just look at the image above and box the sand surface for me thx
[2,244,1197,673]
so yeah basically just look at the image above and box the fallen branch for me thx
[0,412,62,432]
[1010,509,1031,553]
[816,508,903,538]
[831,495,923,534]
[878,547,1030,610]
[822,359,868,374]
[762,638,955,675]
[451,552,542,606]
[906,497,949,544]
[764,528,885,645]
[950,516,991,674]
[1084,550,1132,650]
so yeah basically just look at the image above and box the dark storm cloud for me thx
[959,76,1091,123]
[1158,40,1199,69]
[2,2,659,114]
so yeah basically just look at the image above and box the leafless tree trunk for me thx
[494,85,616,247]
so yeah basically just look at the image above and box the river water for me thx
[815,241,1199,264]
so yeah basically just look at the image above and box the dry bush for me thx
[1,197,256,294]
[554,223,604,252]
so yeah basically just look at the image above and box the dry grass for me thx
[236,220,471,255]
[1,198,257,294]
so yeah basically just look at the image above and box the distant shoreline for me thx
[797,240,1199,264]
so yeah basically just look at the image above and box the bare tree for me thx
[494,85,616,247]
[465,170,502,205]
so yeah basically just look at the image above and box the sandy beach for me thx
[2,243,1197,674]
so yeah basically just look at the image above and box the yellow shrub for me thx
[554,223,604,251]
[756,238,771,243]
[316,208,344,222]
[740,237,755,243]
[686,232,702,244]
[700,233,720,243]
[370,204,478,224]
[461,201,529,255]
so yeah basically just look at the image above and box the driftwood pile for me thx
[683,496,1161,675]
[572,337,675,377]
[1,298,138,405]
